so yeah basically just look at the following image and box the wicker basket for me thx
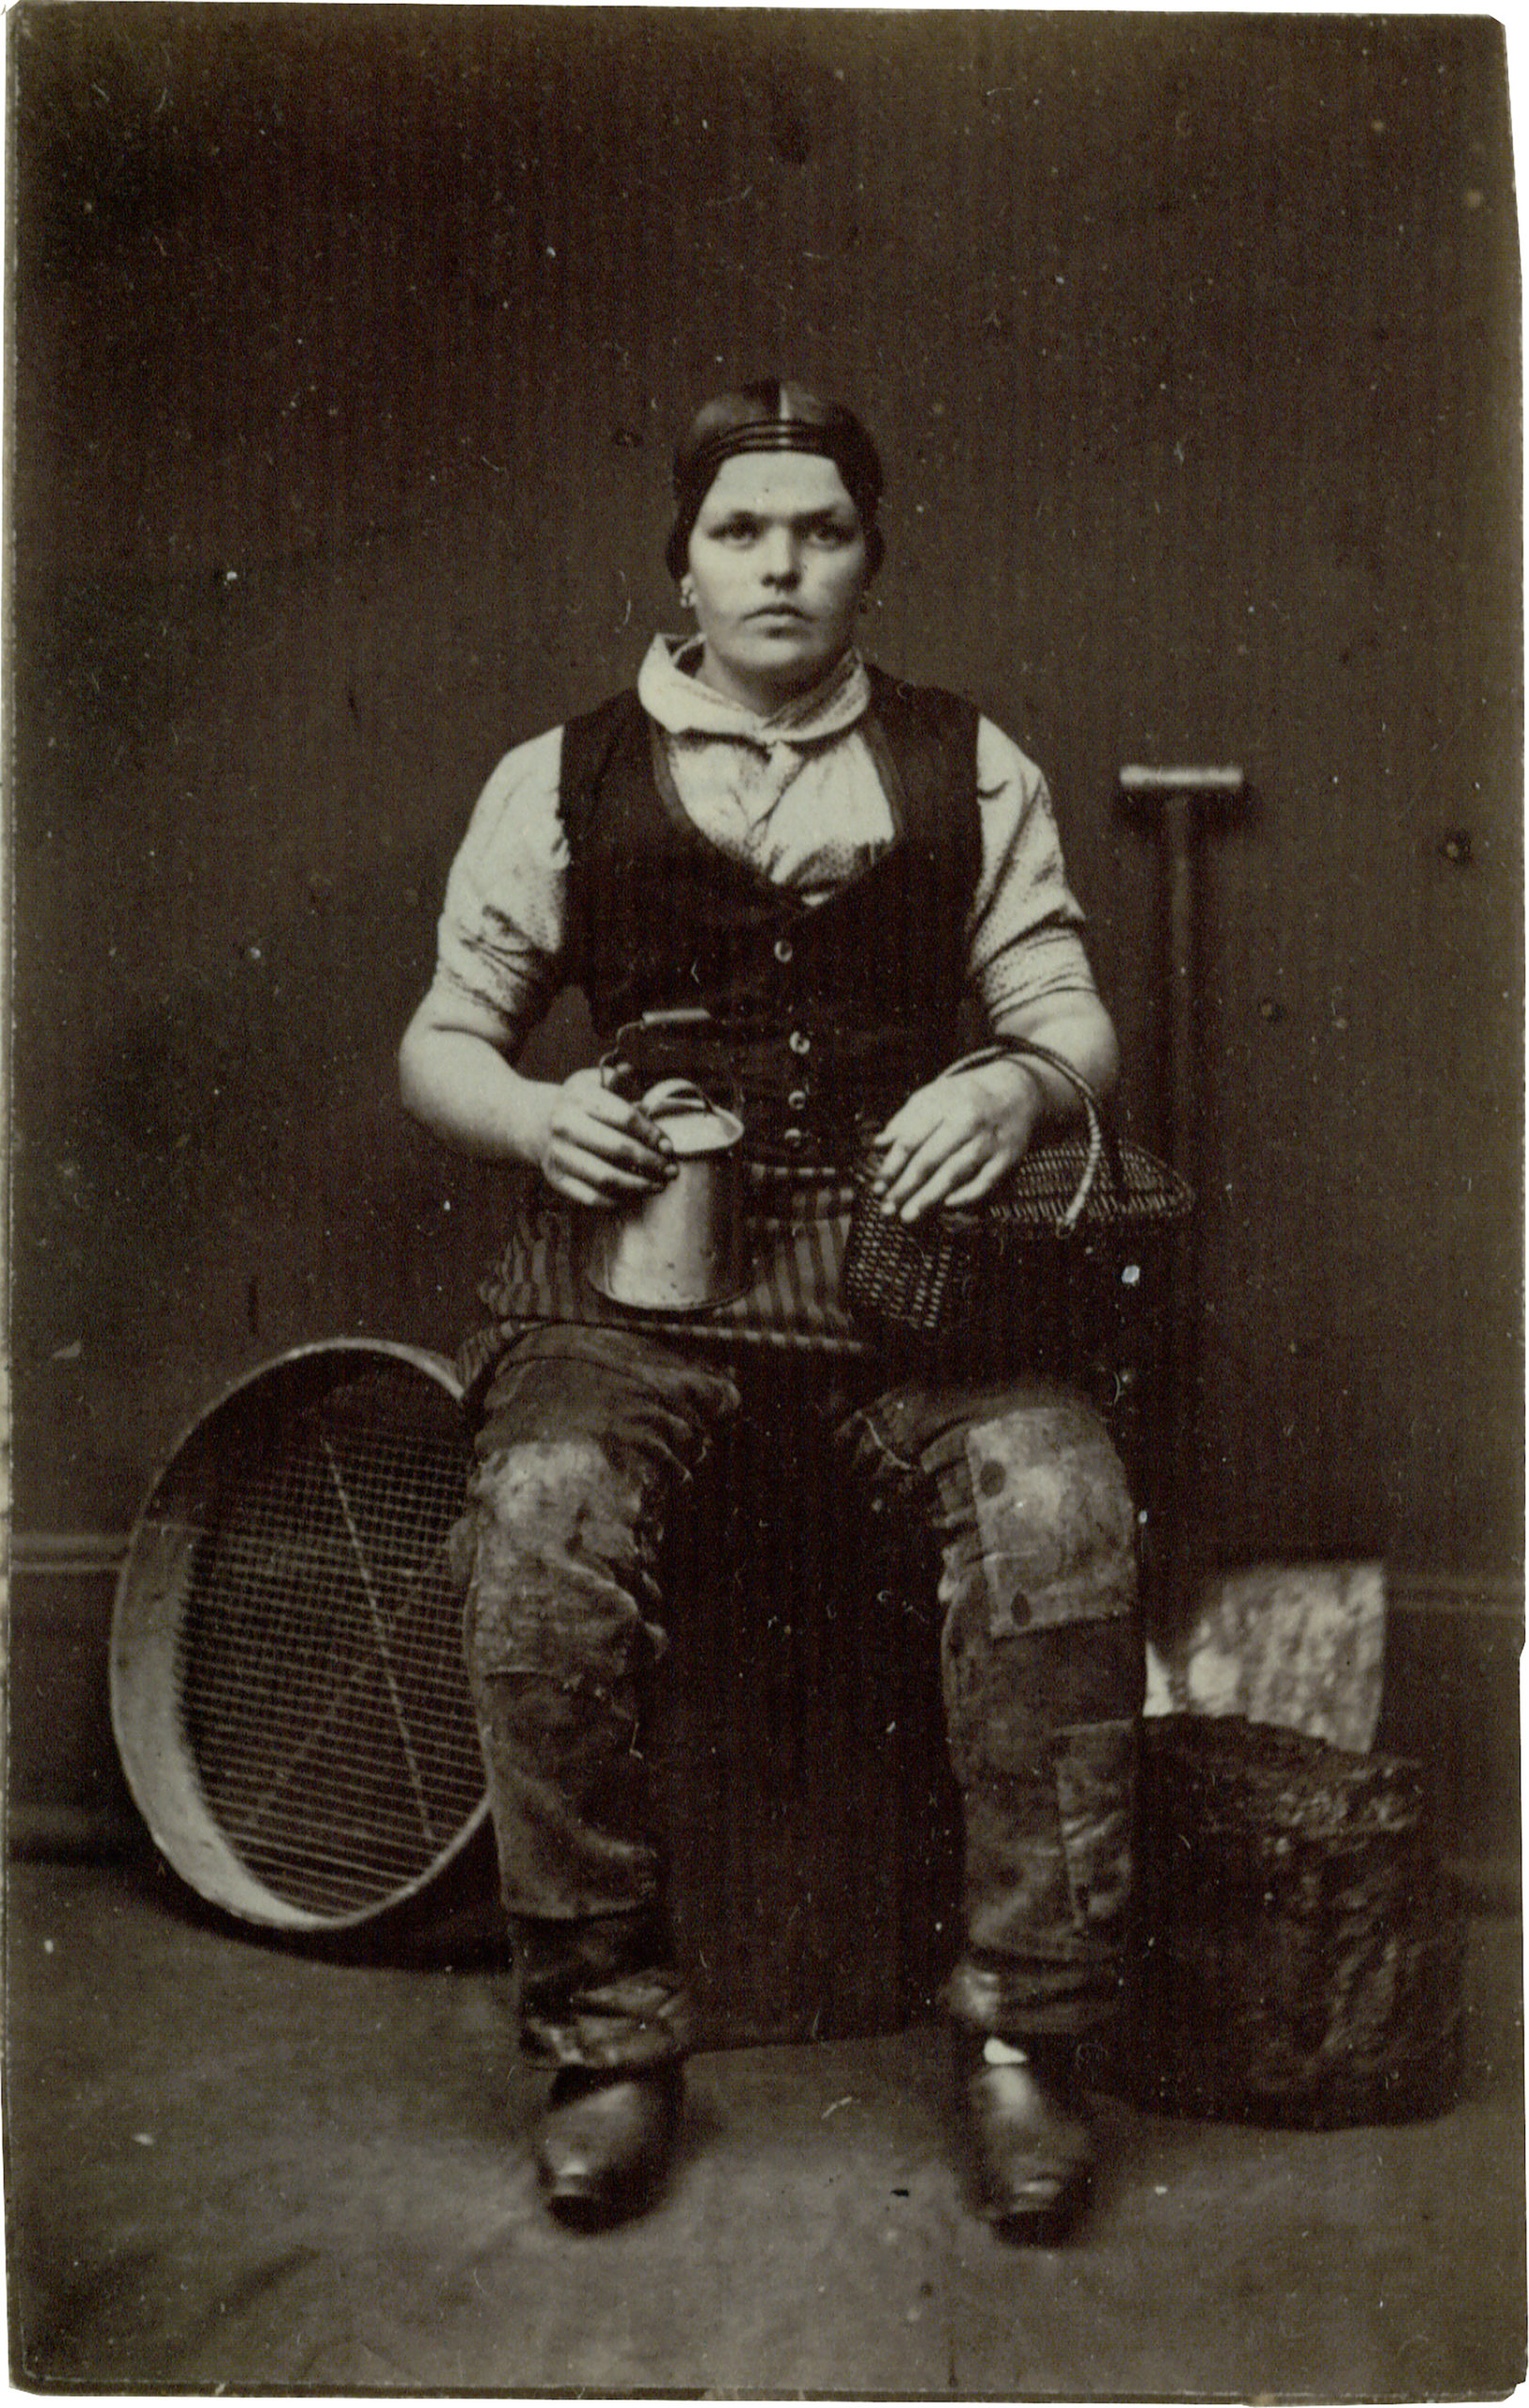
[842,1039,1192,1340]
[1132,1716,1466,2126]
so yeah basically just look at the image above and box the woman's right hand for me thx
[532,1066,677,1209]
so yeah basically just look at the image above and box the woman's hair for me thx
[665,379,885,581]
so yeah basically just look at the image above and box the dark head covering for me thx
[665,379,885,580]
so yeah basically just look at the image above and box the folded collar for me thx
[637,633,872,744]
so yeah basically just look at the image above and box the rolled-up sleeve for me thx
[967,719,1101,1027]
[432,725,569,1050]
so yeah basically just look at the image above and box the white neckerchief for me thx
[636,633,872,746]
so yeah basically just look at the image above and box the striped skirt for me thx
[456,1167,872,1398]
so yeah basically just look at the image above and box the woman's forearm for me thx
[398,1014,554,1165]
[985,993,1122,1121]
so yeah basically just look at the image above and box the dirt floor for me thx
[4,1855,1523,2397]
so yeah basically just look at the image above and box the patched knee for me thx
[465,1437,654,1683]
[961,1396,1135,1639]
[472,1437,641,1562]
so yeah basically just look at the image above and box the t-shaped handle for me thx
[1117,766,1247,1166]
[1118,764,1248,805]
[1117,765,1247,1628]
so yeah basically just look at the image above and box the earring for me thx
[680,581,696,609]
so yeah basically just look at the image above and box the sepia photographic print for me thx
[5,8,1522,2395]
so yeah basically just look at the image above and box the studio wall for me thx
[9,8,1520,1602]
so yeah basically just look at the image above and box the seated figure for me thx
[399,381,1143,2242]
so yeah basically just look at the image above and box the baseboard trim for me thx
[7,1802,133,1860]
[11,1534,1522,1603]
[9,1531,130,1578]
[7,1535,1524,1910]
[1387,1568,1524,1624]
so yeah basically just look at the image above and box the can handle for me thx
[598,1009,715,1085]
[639,1077,720,1123]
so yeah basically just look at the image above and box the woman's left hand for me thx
[869,1059,1046,1223]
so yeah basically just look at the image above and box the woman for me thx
[400,381,1142,2242]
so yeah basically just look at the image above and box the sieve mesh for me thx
[166,1363,483,1919]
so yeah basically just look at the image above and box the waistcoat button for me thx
[787,1088,810,1112]
[773,937,795,964]
[788,1030,812,1055]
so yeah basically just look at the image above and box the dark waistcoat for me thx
[558,665,982,1163]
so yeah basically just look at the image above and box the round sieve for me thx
[110,1340,488,1931]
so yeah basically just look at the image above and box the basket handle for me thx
[938,1038,1112,1235]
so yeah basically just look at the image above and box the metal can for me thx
[582,1078,749,1311]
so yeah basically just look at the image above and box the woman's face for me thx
[685,452,873,712]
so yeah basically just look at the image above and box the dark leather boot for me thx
[957,2033,1095,2244]
[532,2064,683,2227]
